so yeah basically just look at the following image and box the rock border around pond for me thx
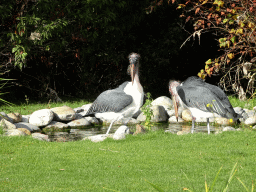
[0,96,253,142]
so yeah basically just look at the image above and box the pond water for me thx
[45,123,223,142]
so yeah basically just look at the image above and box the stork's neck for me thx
[133,72,143,93]
[134,72,140,84]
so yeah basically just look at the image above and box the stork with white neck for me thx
[169,76,241,134]
[85,53,144,135]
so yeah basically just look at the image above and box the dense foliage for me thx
[148,0,256,100]
[1,0,244,103]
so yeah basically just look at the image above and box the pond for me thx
[44,123,223,142]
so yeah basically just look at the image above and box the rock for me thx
[5,129,26,136]
[240,112,249,120]
[234,107,244,114]
[0,112,13,122]
[246,109,255,117]
[132,110,142,119]
[177,131,189,135]
[44,121,69,129]
[15,122,41,132]
[151,96,173,111]
[113,125,130,140]
[32,133,50,141]
[166,107,183,118]
[133,124,146,135]
[29,109,54,127]
[87,134,108,142]
[151,105,168,122]
[81,104,92,113]
[168,116,184,123]
[182,109,192,121]
[102,117,138,125]
[137,105,167,122]
[73,107,84,113]
[215,117,234,125]
[246,110,256,117]
[51,106,76,121]
[244,116,256,125]
[166,109,175,117]
[0,119,16,130]
[85,117,100,125]
[67,118,91,127]
[17,128,31,135]
[134,113,146,122]
[79,111,88,117]
[222,126,236,131]
[7,113,22,123]
[75,113,83,119]
[21,115,30,123]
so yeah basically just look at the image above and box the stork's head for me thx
[169,80,181,122]
[128,53,140,85]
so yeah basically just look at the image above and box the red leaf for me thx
[207,23,211,27]
[195,7,200,14]
[186,16,191,22]
[207,13,212,20]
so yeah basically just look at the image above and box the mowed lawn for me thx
[1,130,256,191]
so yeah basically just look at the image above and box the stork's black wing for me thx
[86,84,133,115]
[177,86,235,119]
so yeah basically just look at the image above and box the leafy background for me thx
[0,0,255,103]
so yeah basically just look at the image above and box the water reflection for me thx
[46,123,223,142]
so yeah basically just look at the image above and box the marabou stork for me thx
[169,76,241,134]
[85,53,144,135]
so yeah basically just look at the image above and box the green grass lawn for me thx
[0,97,90,115]
[1,96,256,191]
[1,130,256,191]
[0,95,254,116]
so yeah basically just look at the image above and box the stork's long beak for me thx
[173,95,179,122]
[131,64,135,85]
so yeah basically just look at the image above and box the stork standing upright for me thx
[85,53,144,135]
[169,76,241,134]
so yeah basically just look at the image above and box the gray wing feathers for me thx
[177,86,232,118]
[86,89,133,115]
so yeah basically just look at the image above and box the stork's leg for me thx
[191,117,196,133]
[105,119,116,135]
[207,118,210,134]
[105,115,123,135]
